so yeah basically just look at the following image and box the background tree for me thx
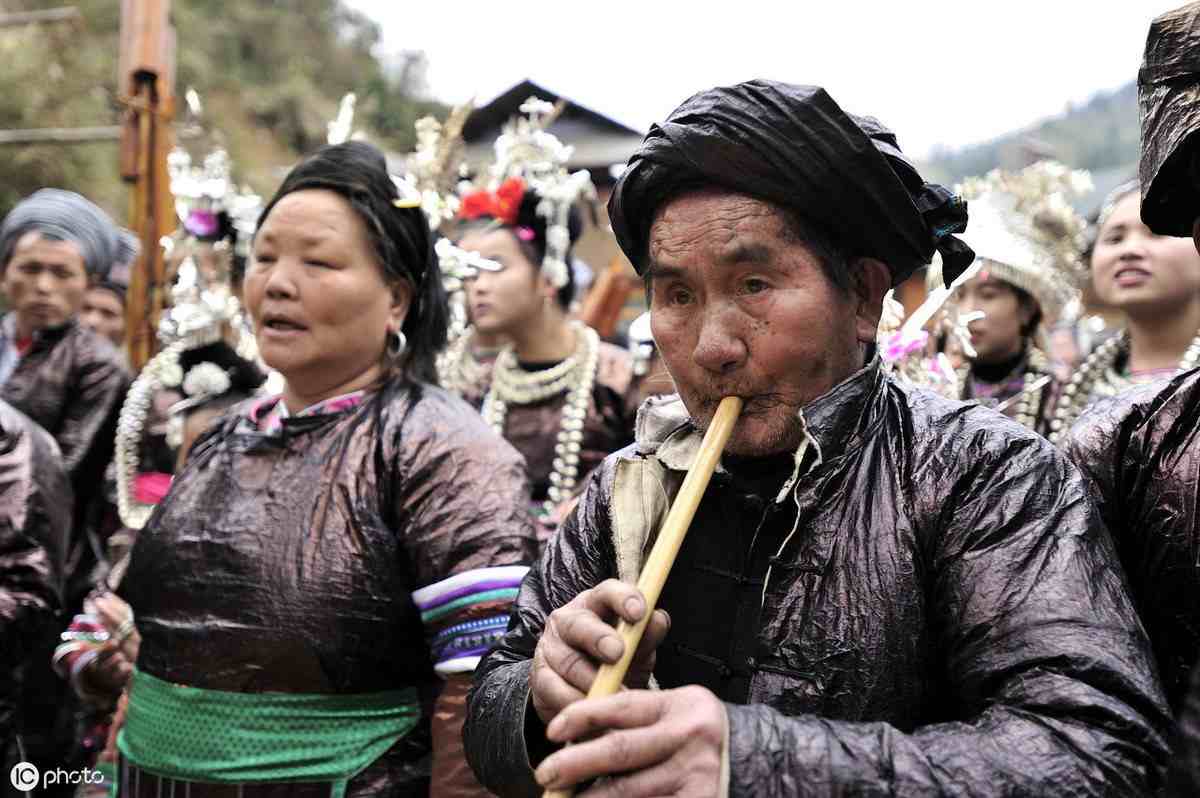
[0,0,445,220]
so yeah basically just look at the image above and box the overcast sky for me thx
[347,0,1180,159]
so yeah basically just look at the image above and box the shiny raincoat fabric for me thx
[1065,368,1200,713]
[1168,661,1200,794]
[469,342,641,522]
[465,362,1171,796]
[607,80,974,287]
[0,319,129,606]
[0,400,70,755]
[1139,1,1200,236]
[120,379,539,797]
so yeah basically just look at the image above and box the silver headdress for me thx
[464,97,597,289]
[391,104,510,391]
[404,102,474,230]
[115,133,263,529]
[930,161,1092,322]
[327,93,358,146]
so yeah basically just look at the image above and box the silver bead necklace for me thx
[1012,348,1051,431]
[437,326,492,398]
[114,341,188,529]
[482,321,600,517]
[1048,329,1200,445]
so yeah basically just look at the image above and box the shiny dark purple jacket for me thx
[0,319,129,604]
[0,398,71,745]
[1066,369,1200,713]
[467,361,1171,796]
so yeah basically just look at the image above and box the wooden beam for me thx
[0,125,198,145]
[0,7,81,28]
[0,126,121,144]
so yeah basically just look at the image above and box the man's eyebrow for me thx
[719,242,772,265]
[644,261,686,281]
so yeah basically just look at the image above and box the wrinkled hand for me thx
[535,685,727,796]
[93,593,140,661]
[531,579,670,726]
[93,593,131,636]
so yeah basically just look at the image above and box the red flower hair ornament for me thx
[458,177,527,225]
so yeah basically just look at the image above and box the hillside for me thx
[921,82,1139,209]
[0,0,444,220]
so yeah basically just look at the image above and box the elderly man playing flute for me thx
[463,80,1170,797]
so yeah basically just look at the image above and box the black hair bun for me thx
[178,341,267,397]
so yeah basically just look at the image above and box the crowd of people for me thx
[5,3,1200,796]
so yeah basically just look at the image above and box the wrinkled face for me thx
[245,190,410,397]
[955,273,1033,365]
[2,232,89,334]
[80,287,126,346]
[459,227,553,335]
[1092,192,1200,314]
[647,190,882,457]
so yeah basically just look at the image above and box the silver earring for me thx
[388,330,407,358]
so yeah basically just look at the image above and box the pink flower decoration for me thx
[882,330,929,363]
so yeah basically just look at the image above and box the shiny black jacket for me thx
[122,379,538,797]
[0,319,129,605]
[0,399,71,747]
[466,361,1171,796]
[1168,660,1200,795]
[1066,368,1200,713]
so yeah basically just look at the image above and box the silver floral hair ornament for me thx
[471,97,597,289]
[162,361,235,448]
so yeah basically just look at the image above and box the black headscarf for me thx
[1139,2,1200,237]
[608,80,974,287]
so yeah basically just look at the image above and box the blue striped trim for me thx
[431,616,510,667]
[433,616,510,643]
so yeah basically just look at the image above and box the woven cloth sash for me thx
[117,668,419,798]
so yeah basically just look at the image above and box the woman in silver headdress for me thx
[452,101,642,532]
[933,163,1090,435]
[1047,180,1200,443]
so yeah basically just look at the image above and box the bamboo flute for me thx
[544,395,743,798]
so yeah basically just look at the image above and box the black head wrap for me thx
[0,188,122,278]
[608,80,974,286]
[1139,2,1200,236]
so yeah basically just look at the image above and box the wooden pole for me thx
[544,396,743,798]
[118,0,175,370]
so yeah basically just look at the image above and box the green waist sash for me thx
[117,668,419,798]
